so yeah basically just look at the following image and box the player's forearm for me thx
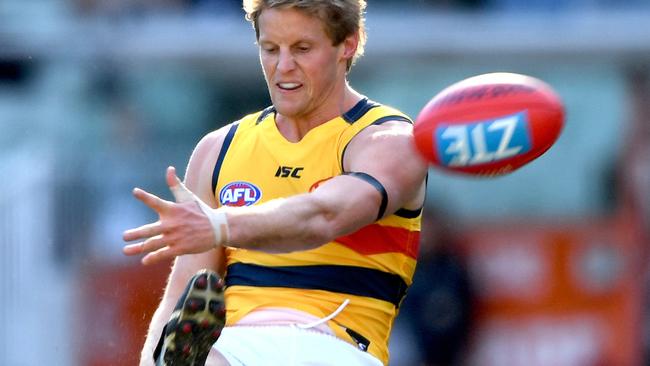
[224,194,351,252]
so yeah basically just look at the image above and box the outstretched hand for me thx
[122,166,220,265]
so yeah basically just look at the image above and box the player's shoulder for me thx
[200,107,274,146]
[199,123,234,151]
[352,98,413,128]
[344,101,418,162]
[373,101,411,120]
[339,99,414,156]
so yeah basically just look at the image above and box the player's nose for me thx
[276,49,296,72]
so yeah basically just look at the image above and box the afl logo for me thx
[219,181,262,207]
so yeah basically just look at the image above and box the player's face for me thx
[257,7,349,121]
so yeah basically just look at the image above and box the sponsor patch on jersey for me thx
[219,181,262,207]
[309,177,333,192]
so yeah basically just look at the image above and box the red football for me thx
[413,72,565,176]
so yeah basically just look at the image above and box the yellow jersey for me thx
[212,98,422,365]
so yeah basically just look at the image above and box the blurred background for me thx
[1,0,649,365]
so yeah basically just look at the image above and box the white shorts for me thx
[213,325,383,366]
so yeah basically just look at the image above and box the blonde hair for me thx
[243,0,367,71]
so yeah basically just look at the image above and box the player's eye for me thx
[260,43,278,54]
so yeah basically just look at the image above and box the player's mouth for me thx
[277,82,302,91]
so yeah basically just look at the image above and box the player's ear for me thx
[340,32,358,64]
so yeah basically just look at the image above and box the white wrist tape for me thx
[170,179,230,248]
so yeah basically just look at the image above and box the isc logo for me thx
[275,166,304,178]
[435,111,531,167]
[219,181,262,207]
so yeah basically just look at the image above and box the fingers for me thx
[166,166,179,189]
[141,246,176,265]
[122,242,144,256]
[133,187,171,213]
[124,238,175,265]
[123,167,188,265]
[166,166,195,203]
[122,234,166,256]
[123,221,163,242]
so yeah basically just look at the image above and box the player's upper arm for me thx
[342,119,428,220]
[184,125,232,207]
[299,119,428,242]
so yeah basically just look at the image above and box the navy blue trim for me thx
[371,115,413,125]
[342,98,379,124]
[394,207,422,219]
[212,123,239,195]
[343,172,387,221]
[255,106,276,125]
[225,263,408,307]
